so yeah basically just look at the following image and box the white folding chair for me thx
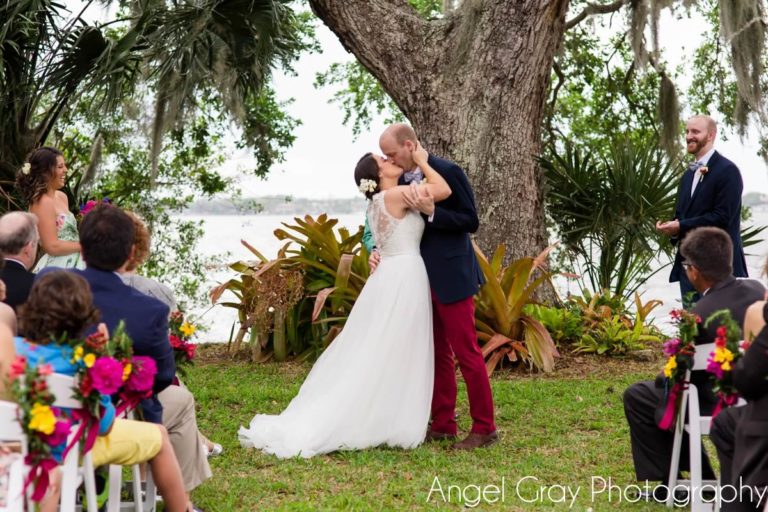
[106,409,157,512]
[47,373,99,512]
[0,401,27,512]
[666,342,745,511]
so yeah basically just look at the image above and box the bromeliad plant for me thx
[473,242,560,375]
[10,358,71,503]
[211,215,365,361]
[657,309,699,431]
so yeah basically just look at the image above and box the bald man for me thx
[0,211,39,310]
[656,115,747,307]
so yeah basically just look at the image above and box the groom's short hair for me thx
[388,123,417,145]
[79,205,135,271]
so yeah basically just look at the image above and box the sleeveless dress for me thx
[33,210,84,272]
[238,191,434,458]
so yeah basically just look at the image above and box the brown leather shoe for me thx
[425,430,458,442]
[451,431,499,450]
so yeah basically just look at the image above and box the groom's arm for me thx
[427,164,480,233]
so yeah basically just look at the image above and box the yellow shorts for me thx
[91,419,162,467]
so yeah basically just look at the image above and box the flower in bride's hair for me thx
[21,163,30,175]
[358,179,377,195]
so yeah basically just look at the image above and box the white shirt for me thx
[690,147,716,197]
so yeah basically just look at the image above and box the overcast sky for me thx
[240,10,768,199]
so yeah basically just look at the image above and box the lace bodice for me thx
[366,191,424,257]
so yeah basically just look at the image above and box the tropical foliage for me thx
[527,290,664,356]
[211,215,369,361]
[540,136,679,300]
[0,0,313,206]
[472,243,560,374]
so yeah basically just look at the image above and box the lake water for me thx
[185,210,768,342]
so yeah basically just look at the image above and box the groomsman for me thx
[656,115,747,307]
[371,123,497,449]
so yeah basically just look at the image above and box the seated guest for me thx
[122,210,222,458]
[51,204,176,424]
[623,226,765,500]
[122,210,177,310]
[69,205,211,492]
[710,296,768,511]
[13,271,198,512]
[0,212,38,310]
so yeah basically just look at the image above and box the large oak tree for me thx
[308,0,767,259]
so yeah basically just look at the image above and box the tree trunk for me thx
[309,0,570,262]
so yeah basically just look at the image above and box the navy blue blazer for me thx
[400,154,485,304]
[49,267,175,423]
[669,151,747,283]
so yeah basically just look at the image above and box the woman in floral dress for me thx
[15,147,83,271]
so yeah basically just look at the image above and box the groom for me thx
[368,123,497,449]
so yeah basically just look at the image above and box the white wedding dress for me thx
[238,191,434,458]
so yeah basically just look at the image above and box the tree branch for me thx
[308,0,438,108]
[565,0,627,31]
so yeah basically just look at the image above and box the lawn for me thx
[185,348,682,511]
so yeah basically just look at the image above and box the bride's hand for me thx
[412,141,428,165]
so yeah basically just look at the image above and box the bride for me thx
[238,143,452,458]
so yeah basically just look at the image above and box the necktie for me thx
[403,170,424,183]
[689,161,704,197]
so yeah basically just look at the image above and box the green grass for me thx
[184,352,672,511]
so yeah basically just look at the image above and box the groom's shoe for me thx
[425,430,457,442]
[451,431,499,450]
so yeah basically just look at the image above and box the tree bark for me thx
[309,0,570,261]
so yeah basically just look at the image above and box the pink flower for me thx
[9,356,26,378]
[706,358,724,379]
[80,200,97,216]
[88,357,124,395]
[126,356,157,393]
[663,338,681,357]
[38,363,53,376]
[42,415,71,447]
[183,343,196,361]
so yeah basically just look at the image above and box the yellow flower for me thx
[71,346,84,363]
[180,322,196,337]
[83,353,96,368]
[29,403,56,435]
[664,356,677,378]
[714,347,734,364]
[122,363,132,382]
[722,361,732,372]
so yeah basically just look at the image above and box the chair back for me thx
[0,401,23,440]
[46,374,79,408]
[692,342,715,371]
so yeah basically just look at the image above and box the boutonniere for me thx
[699,166,709,177]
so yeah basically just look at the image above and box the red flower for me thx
[183,343,196,361]
[716,326,727,338]
[169,334,184,349]
[716,336,727,348]
[741,341,751,352]
[85,331,108,352]
[10,356,27,378]
[80,373,93,397]
[38,363,53,376]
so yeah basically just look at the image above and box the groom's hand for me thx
[404,183,435,216]
[369,249,381,273]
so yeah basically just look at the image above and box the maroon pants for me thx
[430,290,496,435]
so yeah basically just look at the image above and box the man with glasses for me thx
[623,226,764,502]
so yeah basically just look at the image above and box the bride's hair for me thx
[354,153,380,200]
